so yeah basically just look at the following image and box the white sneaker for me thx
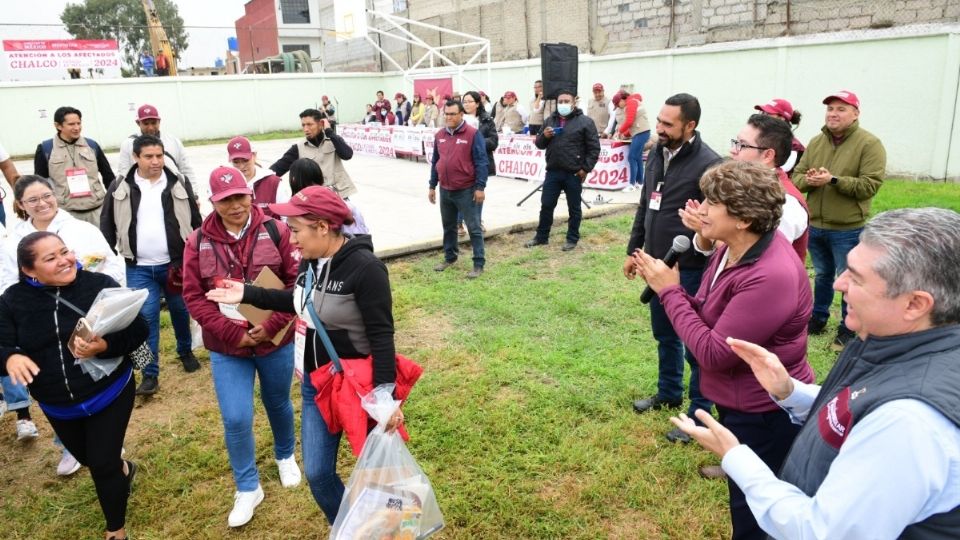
[57,449,82,476]
[0,399,7,417]
[623,185,635,192]
[228,485,264,527]
[16,419,38,441]
[276,455,302,488]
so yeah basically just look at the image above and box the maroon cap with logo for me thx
[503,91,517,99]
[208,166,252,202]
[822,90,860,109]
[754,98,795,122]
[268,186,352,229]
[137,104,160,121]
[592,83,604,91]
[227,136,254,161]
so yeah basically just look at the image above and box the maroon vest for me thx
[778,167,809,262]
[434,122,478,191]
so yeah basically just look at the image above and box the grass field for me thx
[0,179,958,539]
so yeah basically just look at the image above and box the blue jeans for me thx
[301,378,345,524]
[649,268,712,416]
[535,169,582,244]
[807,227,862,325]
[440,187,485,269]
[1,375,31,411]
[628,130,650,186]
[210,344,296,492]
[125,263,193,377]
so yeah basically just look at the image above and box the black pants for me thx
[716,406,800,540]
[46,378,135,532]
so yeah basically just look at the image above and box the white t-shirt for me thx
[0,142,9,162]
[134,170,170,265]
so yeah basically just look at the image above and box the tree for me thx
[61,0,189,77]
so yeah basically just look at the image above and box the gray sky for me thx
[0,1,249,68]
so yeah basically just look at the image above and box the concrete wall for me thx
[2,25,959,179]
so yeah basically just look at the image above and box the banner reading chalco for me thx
[2,39,122,82]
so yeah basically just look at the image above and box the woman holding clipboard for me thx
[181,166,301,528]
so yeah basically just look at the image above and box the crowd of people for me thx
[1,76,958,540]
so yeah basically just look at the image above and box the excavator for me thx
[141,0,177,76]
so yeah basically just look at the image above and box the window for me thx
[280,0,310,24]
[282,44,310,54]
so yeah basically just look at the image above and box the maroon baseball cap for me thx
[268,186,352,229]
[395,92,404,99]
[137,104,160,121]
[227,136,254,161]
[612,92,624,106]
[823,90,860,109]
[592,83,604,91]
[754,98,795,121]
[322,95,329,101]
[208,166,252,202]
[503,91,517,99]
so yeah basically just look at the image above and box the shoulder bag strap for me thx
[43,290,86,317]
[303,263,343,373]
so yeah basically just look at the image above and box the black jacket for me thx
[476,111,499,166]
[534,108,601,174]
[627,132,722,269]
[100,166,202,267]
[0,271,148,406]
[242,234,397,387]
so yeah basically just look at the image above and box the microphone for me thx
[640,235,692,304]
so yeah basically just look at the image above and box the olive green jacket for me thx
[791,120,886,230]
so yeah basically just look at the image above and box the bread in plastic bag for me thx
[330,384,444,540]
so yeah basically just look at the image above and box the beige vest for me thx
[47,136,106,212]
[587,98,610,133]
[110,172,194,261]
[298,139,358,199]
[614,107,626,132]
[529,97,544,125]
[422,104,440,128]
[495,104,524,133]
[628,103,651,136]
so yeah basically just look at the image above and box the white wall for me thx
[2,24,959,179]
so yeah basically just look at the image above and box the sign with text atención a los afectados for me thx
[2,39,122,82]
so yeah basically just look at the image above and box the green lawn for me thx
[0,179,957,539]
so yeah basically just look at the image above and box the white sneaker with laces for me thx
[57,449,82,476]
[228,485,264,527]
[16,419,39,441]
[623,184,635,192]
[276,455,302,488]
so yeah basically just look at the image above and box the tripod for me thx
[516,182,591,209]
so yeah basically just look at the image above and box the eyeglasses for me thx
[730,139,768,152]
[22,193,55,207]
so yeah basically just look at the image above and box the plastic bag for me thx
[330,384,444,540]
[75,288,149,381]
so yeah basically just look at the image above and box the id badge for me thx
[649,191,663,211]
[66,168,92,198]
[294,318,307,381]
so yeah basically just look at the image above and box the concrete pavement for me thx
[10,137,640,259]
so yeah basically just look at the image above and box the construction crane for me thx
[141,0,177,76]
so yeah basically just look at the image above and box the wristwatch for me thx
[830,176,839,185]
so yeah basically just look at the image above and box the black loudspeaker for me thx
[540,43,578,100]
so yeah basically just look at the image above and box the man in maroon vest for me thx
[427,100,489,279]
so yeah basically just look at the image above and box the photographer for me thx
[269,109,357,200]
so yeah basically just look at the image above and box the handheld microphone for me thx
[640,235,692,304]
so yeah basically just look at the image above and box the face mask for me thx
[557,104,572,116]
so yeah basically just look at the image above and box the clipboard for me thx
[237,266,294,346]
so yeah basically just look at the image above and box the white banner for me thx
[338,125,630,190]
[340,124,396,158]
[492,136,545,182]
[2,39,121,82]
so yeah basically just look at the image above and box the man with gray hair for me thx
[670,207,960,538]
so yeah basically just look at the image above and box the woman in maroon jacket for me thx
[181,166,300,528]
[632,160,815,540]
